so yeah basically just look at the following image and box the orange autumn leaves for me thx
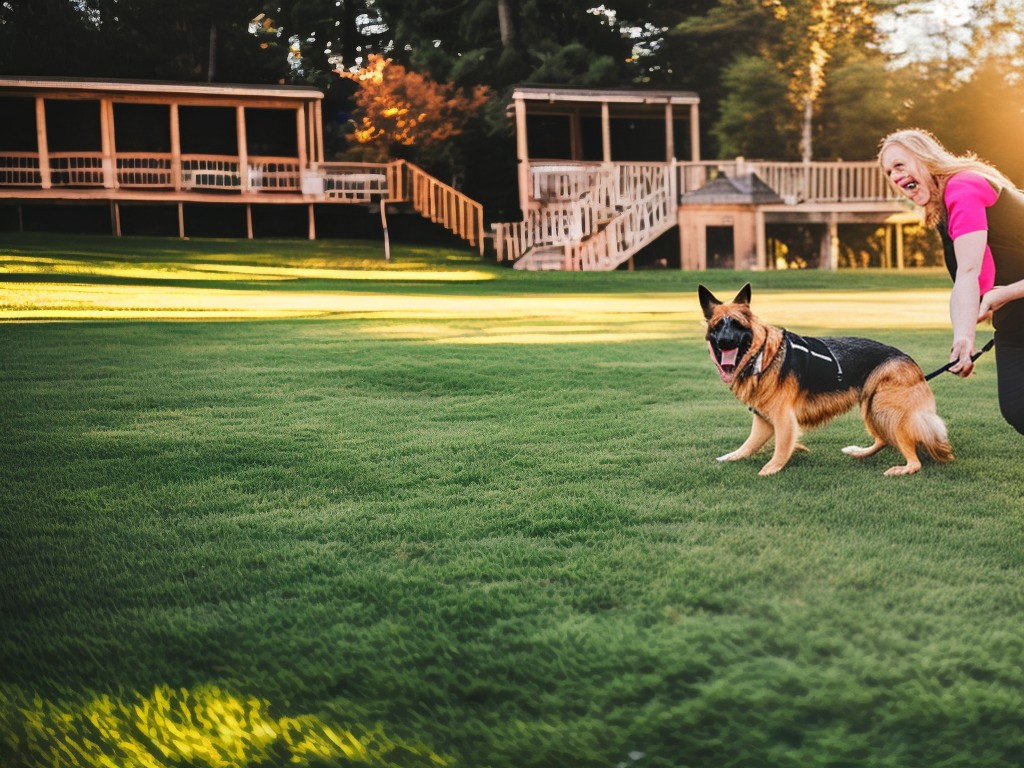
[338,55,489,161]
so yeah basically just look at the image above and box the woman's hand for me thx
[979,283,1024,321]
[949,336,976,377]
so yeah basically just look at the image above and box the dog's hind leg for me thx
[842,438,886,459]
[883,436,923,476]
[718,412,773,462]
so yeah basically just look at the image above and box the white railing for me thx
[568,184,674,271]
[675,159,900,203]
[495,162,674,268]
[248,156,302,192]
[531,162,605,202]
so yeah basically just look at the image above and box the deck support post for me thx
[895,223,905,270]
[820,212,839,269]
[514,95,529,216]
[689,103,700,162]
[236,106,249,193]
[380,200,391,261]
[601,101,611,163]
[101,98,116,189]
[34,97,51,189]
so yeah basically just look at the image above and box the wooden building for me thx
[0,76,484,251]
[494,86,922,271]
[0,78,922,269]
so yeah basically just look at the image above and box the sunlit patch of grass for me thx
[0,684,448,768]
[0,255,494,284]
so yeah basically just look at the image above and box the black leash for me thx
[924,337,995,381]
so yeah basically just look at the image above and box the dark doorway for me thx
[706,225,734,269]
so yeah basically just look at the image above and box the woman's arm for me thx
[949,230,987,376]
[979,280,1024,320]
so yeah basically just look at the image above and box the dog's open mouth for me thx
[710,343,741,383]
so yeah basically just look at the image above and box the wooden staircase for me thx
[493,163,677,271]
[385,160,487,254]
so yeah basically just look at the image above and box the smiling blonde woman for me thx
[879,128,1024,434]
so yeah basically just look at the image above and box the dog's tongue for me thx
[709,343,739,383]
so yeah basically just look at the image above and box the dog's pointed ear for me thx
[733,283,752,306]
[698,285,720,320]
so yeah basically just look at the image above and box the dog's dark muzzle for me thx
[707,319,751,383]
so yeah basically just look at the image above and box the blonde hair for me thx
[878,128,1012,226]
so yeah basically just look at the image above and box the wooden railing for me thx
[566,172,674,271]
[494,158,903,270]
[389,160,486,254]
[116,153,173,187]
[0,150,487,252]
[0,152,42,186]
[675,159,900,202]
[494,163,673,268]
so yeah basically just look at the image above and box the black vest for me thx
[779,332,845,393]
[939,183,1024,333]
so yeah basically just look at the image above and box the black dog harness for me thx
[778,331,845,393]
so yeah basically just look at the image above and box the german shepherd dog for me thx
[699,284,954,476]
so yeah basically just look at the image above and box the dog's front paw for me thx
[758,462,785,476]
[717,451,744,462]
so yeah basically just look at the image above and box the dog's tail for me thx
[865,360,954,464]
[915,410,955,463]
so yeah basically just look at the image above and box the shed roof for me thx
[680,173,783,205]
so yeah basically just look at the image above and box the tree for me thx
[338,55,490,171]
[675,0,889,160]
[713,55,795,159]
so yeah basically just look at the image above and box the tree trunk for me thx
[497,0,518,50]
[800,97,813,163]
[207,23,217,82]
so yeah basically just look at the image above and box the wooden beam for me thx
[170,103,182,190]
[35,97,51,189]
[664,103,674,162]
[296,107,308,171]
[514,95,529,214]
[755,209,767,269]
[896,223,905,270]
[601,101,611,163]
[689,103,701,161]
[236,105,249,192]
[313,99,323,163]
[101,98,116,189]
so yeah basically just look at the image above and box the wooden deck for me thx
[0,152,485,252]
[0,77,485,250]
[494,159,918,270]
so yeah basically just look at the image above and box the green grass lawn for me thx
[1,234,1022,768]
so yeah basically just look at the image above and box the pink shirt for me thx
[944,171,998,294]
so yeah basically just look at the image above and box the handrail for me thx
[675,159,900,203]
[390,160,486,254]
